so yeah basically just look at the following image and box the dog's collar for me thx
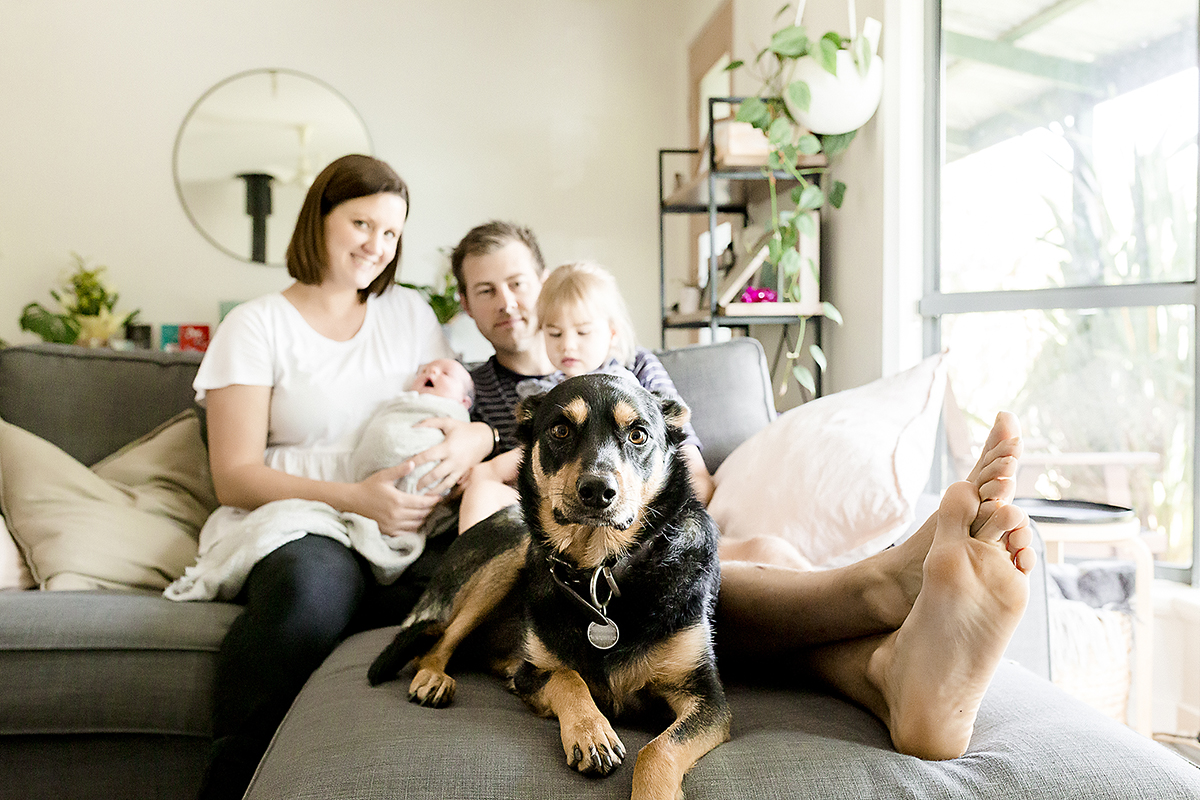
[546,536,658,650]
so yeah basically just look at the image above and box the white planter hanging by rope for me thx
[784,0,884,135]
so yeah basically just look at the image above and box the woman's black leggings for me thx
[198,532,451,800]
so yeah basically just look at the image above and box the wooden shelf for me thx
[663,304,819,329]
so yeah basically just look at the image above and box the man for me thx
[450,221,555,453]
[445,219,1035,762]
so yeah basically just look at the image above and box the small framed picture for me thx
[179,324,211,352]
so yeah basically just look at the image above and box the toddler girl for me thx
[456,261,714,532]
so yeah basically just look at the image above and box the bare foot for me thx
[867,481,1035,760]
[879,412,1024,620]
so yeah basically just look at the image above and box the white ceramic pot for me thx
[785,49,883,135]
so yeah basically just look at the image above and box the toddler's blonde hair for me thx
[536,261,636,367]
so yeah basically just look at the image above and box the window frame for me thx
[922,0,1200,585]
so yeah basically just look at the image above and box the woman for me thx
[191,155,493,799]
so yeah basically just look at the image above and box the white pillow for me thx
[0,514,34,590]
[708,352,947,568]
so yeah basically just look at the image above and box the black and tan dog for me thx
[368,373,730,799]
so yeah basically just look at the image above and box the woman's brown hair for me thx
[285,154,410,301]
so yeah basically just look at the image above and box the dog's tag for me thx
[587,619,620,650]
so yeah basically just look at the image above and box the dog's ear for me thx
[655,393,692,447]
[515,391,548,446]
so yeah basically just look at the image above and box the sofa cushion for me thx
[0,410,218,591]
[245,626,1200,799]
[0,343,204,467]
[708,352,946,568]
[655,339,776,473]
[0,591,240,736]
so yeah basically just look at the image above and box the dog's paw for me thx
[408,668,456,707]
[561,714,625,776]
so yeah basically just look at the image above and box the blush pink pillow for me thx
[708,353,947,568]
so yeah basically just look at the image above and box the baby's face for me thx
[413,359,473,407]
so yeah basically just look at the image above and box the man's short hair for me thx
[286,154,410,302]
[450,221,546,295]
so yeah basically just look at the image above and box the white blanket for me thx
[163,499,424,602]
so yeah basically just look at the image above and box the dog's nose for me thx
[577,473,618,510]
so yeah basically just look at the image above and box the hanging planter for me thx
[785,44,882,135]
[724,0,881,397]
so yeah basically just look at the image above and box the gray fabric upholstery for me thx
[655,339,775,473]
[247,626,1200,799]
[0,343,203,466]
[2,734,208,800]
[0,591,240,736]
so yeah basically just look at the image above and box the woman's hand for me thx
[350,466,441,536]
[406,419,494,495]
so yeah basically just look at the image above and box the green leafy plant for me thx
[400,271,461,326]
[726,2,878,396]
[20,253,139,345]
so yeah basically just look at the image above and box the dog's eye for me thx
[550,423,570,440]
[628,427,648,445]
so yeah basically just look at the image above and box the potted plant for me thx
[20,253,139,347]
[726,0,880,396]
[399,271,461,326]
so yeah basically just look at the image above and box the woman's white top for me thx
[194,288,453,482]
[165,287,454,602]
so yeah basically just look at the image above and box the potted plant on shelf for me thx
[726,0,880,396]
[19,253,139,347]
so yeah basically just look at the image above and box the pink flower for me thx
[740,285,778,303]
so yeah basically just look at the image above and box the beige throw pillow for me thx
[708,352,947,569]
[0,514,35,590]
[0,410,219,591]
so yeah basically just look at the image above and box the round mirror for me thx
[173,69,373,265]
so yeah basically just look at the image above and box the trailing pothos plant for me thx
[725,2,880,397]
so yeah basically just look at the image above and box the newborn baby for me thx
[349,358,474,494]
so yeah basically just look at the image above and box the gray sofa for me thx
[1,340,1197,800]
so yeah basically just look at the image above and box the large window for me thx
[925,0,1200,580]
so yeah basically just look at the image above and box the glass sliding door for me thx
[927,0,1200,579]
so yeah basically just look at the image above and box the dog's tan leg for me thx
[408,542,526,706]
[537,668,626,776]
[630,687,730,800]
[515,646,626,777]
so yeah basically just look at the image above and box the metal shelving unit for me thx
[658,97,823,395]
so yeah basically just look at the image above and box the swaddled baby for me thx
[349,358,474,493]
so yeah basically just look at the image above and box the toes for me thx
[563,718,624,775]
[408,669,456,707]
[972,502,1025,545]
[1014,546,1038,575]
[939,482,981,531]
[967,413,1022,482]
[1002,519,1036,574]
[969,499,1001,537]
[975,454,1020,501]
[1003,521,1032,555]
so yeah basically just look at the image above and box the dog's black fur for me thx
[369,373,729,799]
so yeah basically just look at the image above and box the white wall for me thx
[0,0,715,352]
